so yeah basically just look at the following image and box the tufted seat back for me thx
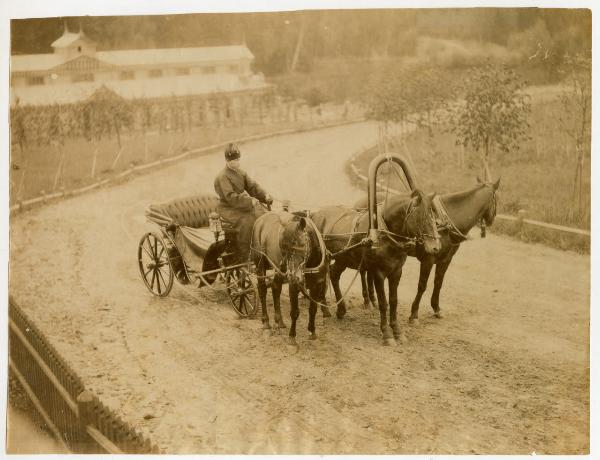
[148,194,220,228]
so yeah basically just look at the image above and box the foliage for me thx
[555,51,591,218]
[556,52,591,150]
[449,63,530,160]
[351,93,591,252]
[10,90,279,150]
[11,10,591,79]
[304,87,327,107]
[365,64,457,136]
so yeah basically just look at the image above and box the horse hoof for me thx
[262,323,271,330]
[279,323,287,329]
[322,307,332,318]
[434,311,443,319]
[309,333,317,340]
[408,317,419,326]
[336,308,346,319]
[287,337,298,346]
[383,337,396,347]
[395,333,407,344]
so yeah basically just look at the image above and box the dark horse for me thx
[251,211,328,345]
[311,190,441,345]
[357,177,499,323]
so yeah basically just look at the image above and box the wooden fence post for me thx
[516,209,526,234]
[53,149,65,191]
[110,146,124,171]
[90,147,99,178]
[76,390,94,453]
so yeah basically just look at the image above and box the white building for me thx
[10,28,270,106]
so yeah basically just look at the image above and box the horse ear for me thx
[411,189,422,203]
[298,217,306,230]
[493,178,501,190]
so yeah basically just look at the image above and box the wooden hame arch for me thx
[366,153,418,246]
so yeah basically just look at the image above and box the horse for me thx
[311,189,441,346]
[357,177,500,324]
[250,211,328,345]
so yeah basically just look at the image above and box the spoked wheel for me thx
[226,267,258,318]
[138,232,174,297]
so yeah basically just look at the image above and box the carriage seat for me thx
[146,194,220,228]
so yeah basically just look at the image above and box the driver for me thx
[214,143,273,259]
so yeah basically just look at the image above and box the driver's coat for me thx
[213,165,268,224]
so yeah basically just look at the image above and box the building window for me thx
[176,68,190,76]
[77,46,82,52]
[148,69,163,78]
[27,76,44,86]
[202,66,216,74]
[72,73,94,83]
[120,71,135,80]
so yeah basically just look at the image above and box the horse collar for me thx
[432,195,469,243]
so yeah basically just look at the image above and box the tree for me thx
[556,51,591,218]
[450,63,530,164]
[365,64,454,149]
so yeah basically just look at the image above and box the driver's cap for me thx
[224,143,241,161]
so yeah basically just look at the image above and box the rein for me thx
[324,201,428,254]
[433,184,498,242]
[432,195,469,243]
[250,214,328,283]
[379,197,439,249]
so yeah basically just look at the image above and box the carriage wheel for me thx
[138,232,174,297]
[226,267,258,318]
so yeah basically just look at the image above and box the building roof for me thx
[96,45,254,67]
[51,31,90,48]
[10,73,269,106]
[11,45,254,73]
[11,54,67,72]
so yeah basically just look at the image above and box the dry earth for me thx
[9,121,589,454]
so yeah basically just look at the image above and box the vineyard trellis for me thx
[10,88,360,204]
[10,89,277,150]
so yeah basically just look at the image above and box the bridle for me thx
[478,183,498,238]
[389,194,440,246]
[280,225,311,284]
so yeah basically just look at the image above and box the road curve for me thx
[9,121,589,454]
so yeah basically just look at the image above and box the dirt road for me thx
[9,121,589,454]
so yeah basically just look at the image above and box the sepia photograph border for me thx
[1,0,597,458]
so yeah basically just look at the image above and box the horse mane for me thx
[441,183,489,204]
[279,215,303,255]
[411,188,429,203]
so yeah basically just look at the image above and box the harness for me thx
[432,195,469,243]
[250,213,327,282]
[432,185,498,243]
[323,201,426,256]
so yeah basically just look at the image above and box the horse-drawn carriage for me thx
[138,194,260,318]
[137,152,496,344]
